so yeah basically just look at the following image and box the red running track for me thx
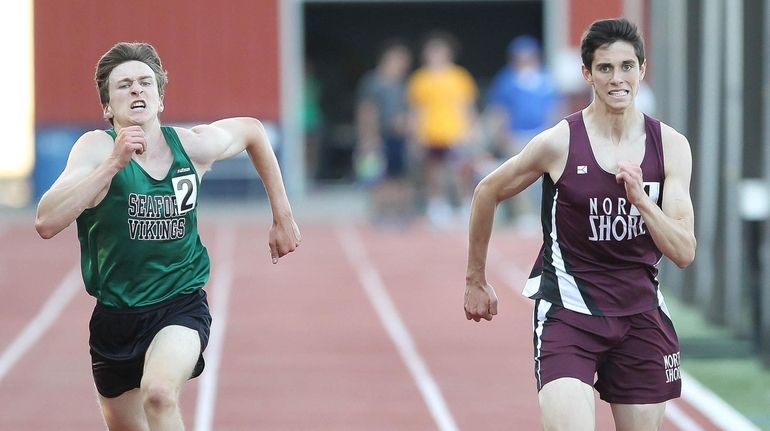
[0,215,723,430]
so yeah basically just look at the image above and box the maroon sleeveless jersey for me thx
[524,111,666,316]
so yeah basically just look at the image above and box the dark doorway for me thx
[304,0,544,182]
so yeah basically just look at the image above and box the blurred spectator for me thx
[408,31,478,228]
[553,47,592,117]
[487,36,558,157]
[355,41,414,225]
[484,35,558,226]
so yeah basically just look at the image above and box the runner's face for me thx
[104,61,163,127]
[583,41,645,113]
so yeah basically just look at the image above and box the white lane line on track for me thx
[194,225,236,431]
[337,225,459,431]
[681,371,761,431]
[0,265,80,383]
[666,400,706,431]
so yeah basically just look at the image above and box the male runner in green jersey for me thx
[35,42,301,431]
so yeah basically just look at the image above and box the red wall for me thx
[35,0,279,124]
[568,0,624,46]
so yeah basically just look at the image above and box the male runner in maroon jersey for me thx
[465,18,695,430]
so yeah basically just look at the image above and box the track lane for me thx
[352,223,544,430]
[0,225,79,353]
[338,225,459,431]
[0,223,103,430]
[212,223,436,430]
[0,278,104,430]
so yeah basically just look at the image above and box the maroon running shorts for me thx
[532,298,682,404]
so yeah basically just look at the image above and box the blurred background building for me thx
[6,0,770,374]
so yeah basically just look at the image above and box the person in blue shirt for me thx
[485,36,559,225]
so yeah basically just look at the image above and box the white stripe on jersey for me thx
[522,274,540,297]
[657,288,671,318]
[655,258,670,315]
[549,189,591,314]
[533,299,553,388]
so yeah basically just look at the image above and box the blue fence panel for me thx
[33,127,85,199]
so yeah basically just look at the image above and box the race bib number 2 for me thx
[172,174,198,215]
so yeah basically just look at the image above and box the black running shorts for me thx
[89,289,212,398]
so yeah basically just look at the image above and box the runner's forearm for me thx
[245,121,294,220]
[466,180,499,285]
[635,197,696,268]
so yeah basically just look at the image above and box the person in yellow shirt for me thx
[408,31,478,228]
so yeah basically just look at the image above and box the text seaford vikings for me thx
[127,193,186,240]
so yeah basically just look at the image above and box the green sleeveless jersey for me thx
[76,126,210,308]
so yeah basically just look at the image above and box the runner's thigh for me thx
[611,402,666,431]
[142,325,201,388]
[539,377,595,431]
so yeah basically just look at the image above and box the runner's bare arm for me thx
[35,127,145,239]
[616,126,696,268]
[465,122,566,321]
[187,118,301,263]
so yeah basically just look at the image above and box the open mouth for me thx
[609,90,629,98]
[130,101,147,110]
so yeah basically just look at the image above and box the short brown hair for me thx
[580,18,645,70]
[94,42,168,106]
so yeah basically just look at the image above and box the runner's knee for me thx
[141,382,178,416]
